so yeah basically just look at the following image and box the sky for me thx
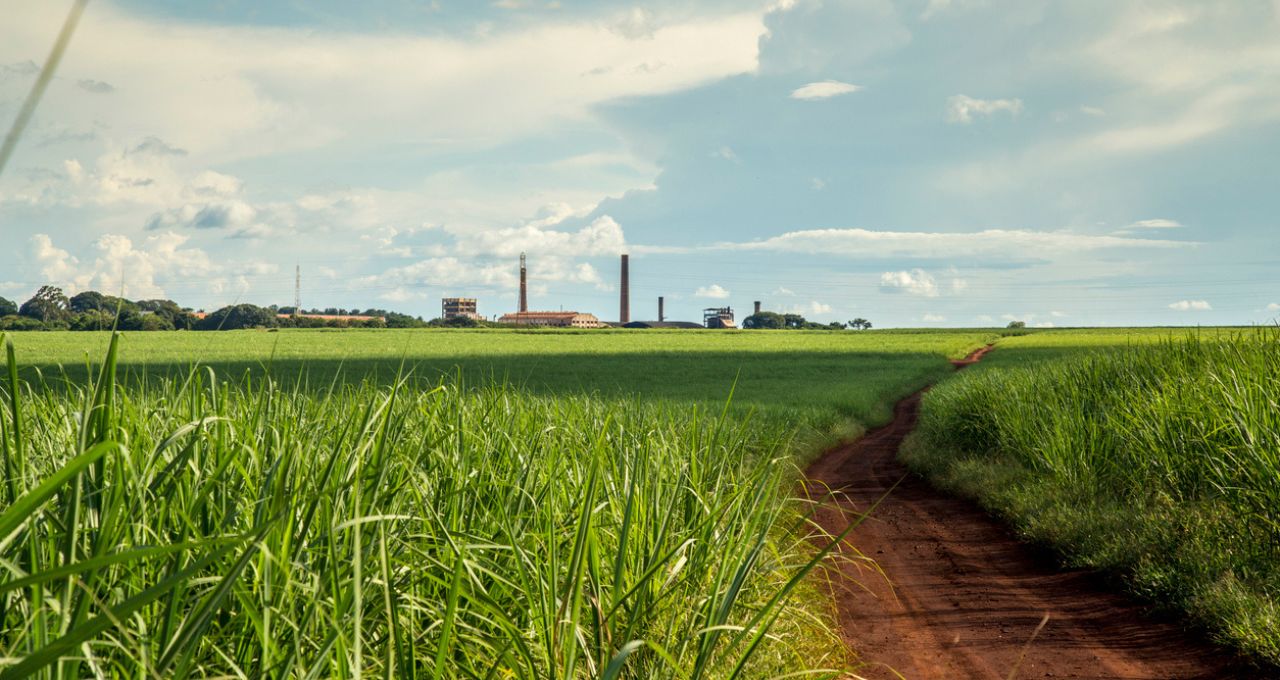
[1,0,1278,327]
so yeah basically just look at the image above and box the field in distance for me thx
[11,328,997,429]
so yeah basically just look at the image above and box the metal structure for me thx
[703,307,736,329]
[619,254,630,324]
[519,252,528,313]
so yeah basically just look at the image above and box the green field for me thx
[905,327,1280,663]
[13,328,996,432]
[0,328,993,678]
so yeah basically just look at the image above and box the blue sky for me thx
[2,0,1278,326]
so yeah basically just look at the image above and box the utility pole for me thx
[294,264,301,316]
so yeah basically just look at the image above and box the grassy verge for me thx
[903,329,1280,665]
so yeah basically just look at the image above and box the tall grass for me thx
[0,332,848,678]
[905,328,1280,664]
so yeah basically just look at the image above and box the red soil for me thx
[804,346,1248,679]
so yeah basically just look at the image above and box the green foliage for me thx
[742,312,786,329]
[0,297,16,317]
[18,286,70,324]
[0,333,868,677]
[196,303,278,330]
[907,329,1280,664]
[1006,320,1026,329]
[849,318,871,330]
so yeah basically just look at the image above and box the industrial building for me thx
[441,297,481,320]
[498,311,603,328]
[704,307,736,329]
[503,253,603,328]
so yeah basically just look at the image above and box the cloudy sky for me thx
[2,0,1278,327]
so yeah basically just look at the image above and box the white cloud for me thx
[1080,105,1106,117]
[922,313,946,322]
[1168,299,1211,311]
[880,269,939,297]
[810,177,826,191]
[695,284,730,299]
[1267,303,1280,312]
[790,80,861,100]
[0,3,770,164]
[722,227,1192,261]
[452,215,626,258]
[771,286,796,296]
[1128,218,1182,229]
[946,94,1024,124]
[1034,321,1056,328]
[29,232,215,299]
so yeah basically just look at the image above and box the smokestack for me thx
[754,300,761,315]
[519,252,528,313]
[658,296,665,322]
[620,254,630,324]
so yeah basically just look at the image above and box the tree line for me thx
[741,311,872,330]
[0,286,431,331]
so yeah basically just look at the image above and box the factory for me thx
[451,252,749,329]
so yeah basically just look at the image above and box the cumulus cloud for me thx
[790,80,861,100]
[1267,303,1280,312]
[922,313,946,322]
[28,232,215,299]
[880,269,939,297]
[452,215,626,258]
[145,200,257,231]
[695,284,731,299]
[946,94,1024,124]
[1169,299,1211,311]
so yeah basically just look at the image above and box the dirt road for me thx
[805,347,1247,679]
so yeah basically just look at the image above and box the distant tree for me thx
[196,304,278,331]
[825,321,848,330]
[742,311,786,329]
[0,316,47,331]
[1006,320,1026,329]
[385,312,426,328]
[136,299,197,329]
[0,296,16,317]
[442,315,479,328]
[849,317,872,330]
[19,286,70,324]
[782,313,807,329]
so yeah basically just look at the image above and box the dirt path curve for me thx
[805,346,1248,679]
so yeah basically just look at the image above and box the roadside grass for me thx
[903,328,1280,665]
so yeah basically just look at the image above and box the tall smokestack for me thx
[754,300,761,315]
[620,254,630,324]
[519,252,528,313]
[658,296,665,322]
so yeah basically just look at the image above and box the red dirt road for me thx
[805,347,1248,679]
